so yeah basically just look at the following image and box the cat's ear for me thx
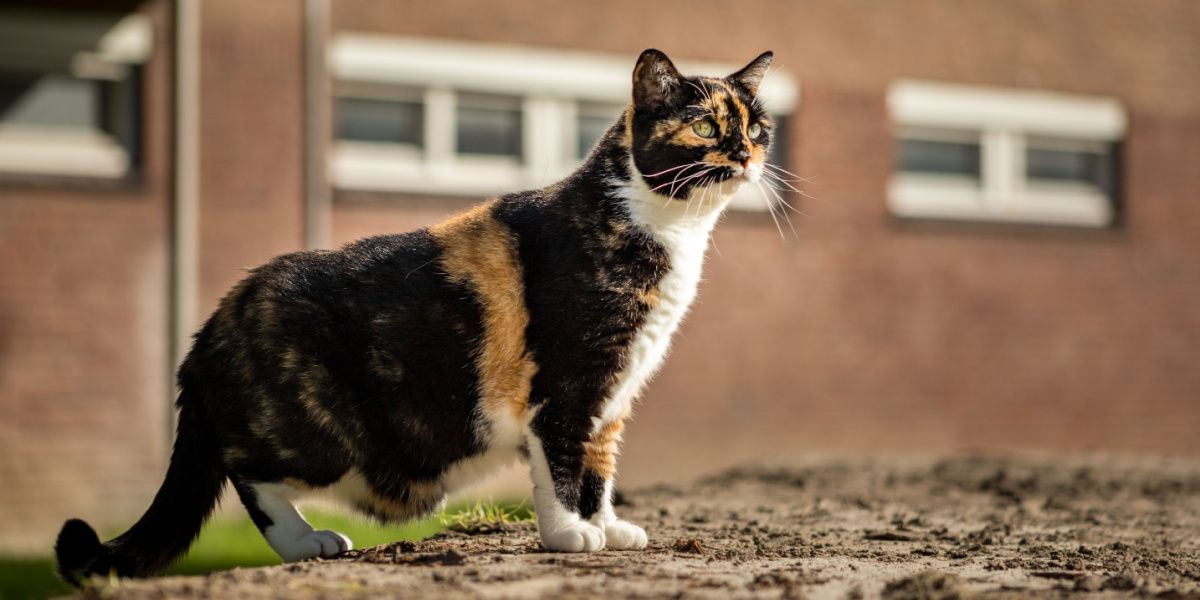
[632,49,683,110]
[727,51,774,95]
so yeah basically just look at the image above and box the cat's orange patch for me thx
[652,118,691,144]
[430,203,537,422]
[583,415,628,479]
[702,150,744,170]
[671,128,715,147]
[750,143,767,164]
[638,287,661,309]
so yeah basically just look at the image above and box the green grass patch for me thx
[0,559,64,600]
[440,500,534,533]
[0,502,523,600]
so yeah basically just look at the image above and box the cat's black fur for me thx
[55,48,774,584]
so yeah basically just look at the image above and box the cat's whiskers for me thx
[686,104,716,119]
[685,174,710,218]
[685,176,701,218]
[759,174,799,210]
[704,178,724,258]
[643,162,703,178]
[660,167,714,198]
[761,170,820,204]
[760,180,801,238]
[649,163,706,194]
[754,179,788,242]
[703,176,720,216]
[697,176,713,218]
[685,80,713,107]
[761,169,805,194]
[764,162,816,184]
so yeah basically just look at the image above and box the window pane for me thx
[338,97,423,146]
[0,72,98,129]
[456,93,522,158]
[576,103,622,159]
[898,137,981,177]
[0,68,140,167]
[1026,146,1112,187]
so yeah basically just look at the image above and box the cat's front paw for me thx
[274,529,353,562]
[602,519,648,550]
[540,520,606,552]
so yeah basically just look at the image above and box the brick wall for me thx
[0,0,312,551]
[196,0,307,317]
[0,0,173,551]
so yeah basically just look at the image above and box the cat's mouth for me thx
[709,164,758,184]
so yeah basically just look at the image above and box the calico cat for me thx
[55,48,775,583]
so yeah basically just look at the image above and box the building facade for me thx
[1,0,1198,550]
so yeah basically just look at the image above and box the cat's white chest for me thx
[598,220,713,426]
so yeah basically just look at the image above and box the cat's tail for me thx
[54,386,225,585]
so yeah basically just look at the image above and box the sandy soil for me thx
[77,456,1200,599]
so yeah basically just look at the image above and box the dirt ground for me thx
[78,456,1200,599]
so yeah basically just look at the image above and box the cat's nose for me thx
[730,149,751,167]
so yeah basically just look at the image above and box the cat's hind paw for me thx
[603,519,648,550]
[540,520,606,552]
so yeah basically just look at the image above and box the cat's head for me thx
[627,49,774,200]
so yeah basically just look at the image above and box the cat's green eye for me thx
[748,123,762,138]
[692,120,717,139]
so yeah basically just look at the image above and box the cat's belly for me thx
[316,441,524,521]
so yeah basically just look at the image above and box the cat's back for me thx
[186,227,461,376]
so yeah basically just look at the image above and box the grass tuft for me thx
[439,500,534,534]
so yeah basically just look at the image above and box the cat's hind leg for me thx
[232,480,351,562]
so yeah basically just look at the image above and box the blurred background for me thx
[1,0,1198,580]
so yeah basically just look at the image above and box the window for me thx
[455,93,522,158]
[887,80,1125,227]
[575,102,623,159]
[1025,137,1115,190]
[330,34,799,209]
[896,134,981,179]
[337,92,424,148]
[0,10,149,179]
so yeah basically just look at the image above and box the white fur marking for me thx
[250,482,352,562]
[439,392,532,496]
[526,430,606,552]
[598,161,745,428]
[588,478,647,550]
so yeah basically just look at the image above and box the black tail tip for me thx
[55,518,105,586]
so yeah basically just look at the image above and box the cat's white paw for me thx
[274,529,353,562]
[602,519,648,550]
[311,529,353,556]
[540,520,606,552]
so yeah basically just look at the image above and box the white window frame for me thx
[330,34,799,210]
[887,80,1125,227]
[0,12,151,179]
